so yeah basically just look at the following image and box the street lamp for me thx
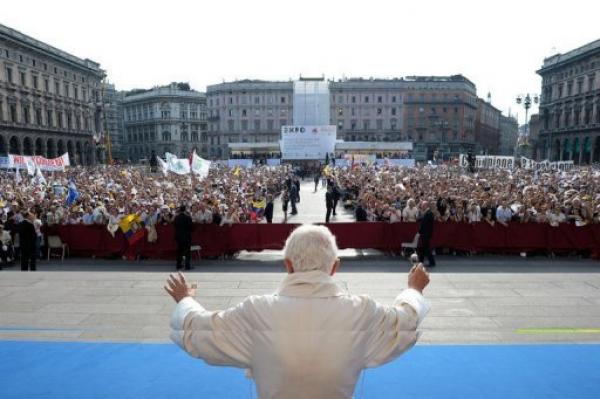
[514,93,539,157]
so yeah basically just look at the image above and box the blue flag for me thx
[66,180,79,206]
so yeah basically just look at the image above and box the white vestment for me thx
[170,270,430,399]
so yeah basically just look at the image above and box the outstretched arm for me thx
[165,273,251,368]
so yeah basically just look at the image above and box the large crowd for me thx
[1,163,599,234]
[333,165,600,226]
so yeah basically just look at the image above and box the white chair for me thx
[190,244,202,260]
[47,235,69,261]
[401,233,420,256]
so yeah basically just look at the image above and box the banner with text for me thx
[521,157,574,171]
[281,125,336,160]
[7,153,70,171]
[459,154,515,170]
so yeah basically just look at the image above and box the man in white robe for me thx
[166,224,430,399]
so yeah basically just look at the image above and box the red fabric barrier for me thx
[46,222,600,260]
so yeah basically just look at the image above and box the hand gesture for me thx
[408,263,430,293]
[164,272,197,303]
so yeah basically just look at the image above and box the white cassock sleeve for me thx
[170,297,252,368]
[364,288,430,368]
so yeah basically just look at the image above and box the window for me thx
[228,120,234,131]
[577,80,583,94]
[229,97,233,105]
[32,75,38,89]
[228,109,233,117]
[181,131,188,142]
[43,63,47,71]
[241,120,248,131]
[242,109,247,117]
[254,120,261,131]
[44,78,49,92]
[64,83,70,97]
[6,67,13,83]
[22,105,29,123]
[352,96,356,103]
[351,120,357,130]
[161,110,170,119]
[390,119,397,130]
[280,96,286,104]
[376,119,383,130]
[74,85,78,100]
[351,108,355,116]
[337,108,343,116]
[279,119,286,128]
[20,72,26,86]
[377,108,382,115]
[364,96,369,103]
[55,81,60,95]
[67,111,72,129]
[35,108,42,125]
[363,120,370,130]
[391,108,396,116]
[10,104,17,122]
[267,120,274,131]
[337,120,343,130]
[392,96,396,103]
[567,82,572,96]
[162,131,171,141]
[254,96,260,104]
[377,96,382,103]
[47,110,53,127]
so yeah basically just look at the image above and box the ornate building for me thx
[475,98,501,155]
[498,114,519,156]
[207,76,493,161]
[102,83,125,162]
[122,83,208,161]
[537,38,600,163]
[0,23,105,165]
[206,80,293,159]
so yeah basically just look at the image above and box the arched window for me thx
[162,131,171,141]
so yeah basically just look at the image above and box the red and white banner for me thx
[8,153,70,172]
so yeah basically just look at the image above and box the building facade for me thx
[330,75,479,161]
[474,98,501,154]
[206,80,293,159]
[208,76,491,161]
[122,83,208,161]
[102,83,125,162]
[0,23,105,165]
[537,38,600,163]
[498,114,519,156]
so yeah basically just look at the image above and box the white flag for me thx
[191,150,211,178]
[164,152,190,175]
[35,166,46,186]
[25,157,36,176]
[156,156,168,176]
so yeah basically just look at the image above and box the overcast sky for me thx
[3,0,599,124]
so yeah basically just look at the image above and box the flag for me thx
[232,166,241,176]
[323,165,332,177]
[66,180,79,206]
[165,152,190,175]
[251,198,266,217]
[25,157,35,176]
[156,156,168,176]
[118,214,144,245]
[34,167,46,186]
[191,150,211,178]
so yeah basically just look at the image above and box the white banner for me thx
[227,159,253,168]
[521,157,574,171]
[459,154,515,170]
[281,125,336,160]
[8,153,70,172]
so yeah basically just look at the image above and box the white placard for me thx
[281,125,336,160]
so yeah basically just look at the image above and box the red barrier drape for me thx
[45,222,600,260]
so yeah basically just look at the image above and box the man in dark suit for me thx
[325,187,334,223]
[174,205,193,271]
[355,201,368,221]
[332,183,341,216]
[418,201,436,267]
[264,194,274,224]
[18,212,37,271]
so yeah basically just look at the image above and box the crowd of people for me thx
[0,161,599,267]
[330,165,600,226]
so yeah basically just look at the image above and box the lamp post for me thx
[514,93,539,158]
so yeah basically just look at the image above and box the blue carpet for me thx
[0,341,599,398]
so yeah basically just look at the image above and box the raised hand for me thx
[164,272,197,303]
[408,264,430,293]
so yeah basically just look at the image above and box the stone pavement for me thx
[272,180,355,224]
[1,255,600,345]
